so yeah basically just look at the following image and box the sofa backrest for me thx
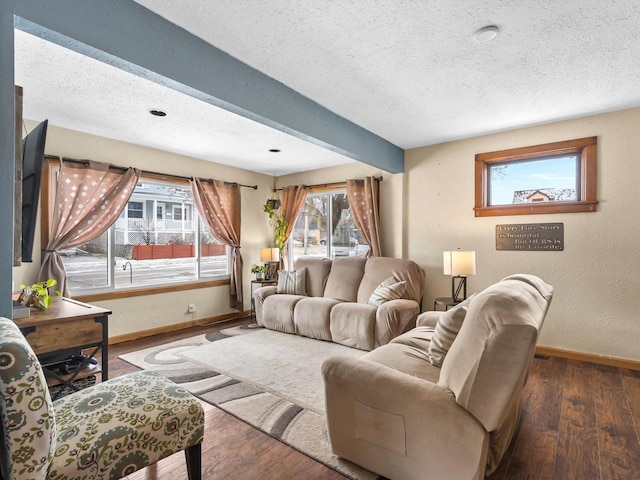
[294,256,333,297]
[323,256,367,301]
[438,274,553,470]
[356,257,425,304]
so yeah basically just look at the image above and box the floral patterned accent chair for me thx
[0,317,204,480]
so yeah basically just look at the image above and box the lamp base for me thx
[451,276,467,302]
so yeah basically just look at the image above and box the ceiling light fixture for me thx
[148,109,167,117]
[269,149,281,153]
[473,25,500,43]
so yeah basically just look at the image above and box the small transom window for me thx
[475,137,598,217]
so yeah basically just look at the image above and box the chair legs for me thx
[185,443,202,480]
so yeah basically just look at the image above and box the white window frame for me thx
[287,188,365,267]
[42,160,231,298]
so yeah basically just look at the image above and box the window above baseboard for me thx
[474,137,598,217]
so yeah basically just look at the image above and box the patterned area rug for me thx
[118,326,380,480]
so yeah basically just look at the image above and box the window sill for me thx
[73,278,230,303]
[474,200,599,217]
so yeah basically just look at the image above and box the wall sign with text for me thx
[496,223,564,251]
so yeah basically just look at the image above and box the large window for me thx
[474,137,598,216]
[289,189,369,264]
[45,165,230,295]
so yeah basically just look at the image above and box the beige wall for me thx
[406,106,640,362]
[13,123,274,338]
[15,107,640,361]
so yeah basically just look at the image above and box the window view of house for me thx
[289,189,369,263]
[488,154,579,206]
[60,178,229,293]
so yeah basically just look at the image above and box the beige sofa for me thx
[253,256,425,350]
[322,274,554,480]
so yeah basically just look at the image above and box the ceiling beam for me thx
[13,0,404,173]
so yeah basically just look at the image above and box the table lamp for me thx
[260,247,280,280]
[443,250,476,302]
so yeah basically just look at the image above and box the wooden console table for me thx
[13,298,111,397]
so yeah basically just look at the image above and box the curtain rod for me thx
[48,155,258,190]
[272,175,383,192]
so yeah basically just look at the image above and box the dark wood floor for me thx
[109,318,640,480]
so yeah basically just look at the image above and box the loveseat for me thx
[253,256,425,350]
[322,274,554,480]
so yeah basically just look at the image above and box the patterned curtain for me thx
[280,185,309,268]
[190,178,243,310]
[346,176,382,257]
[38,160,140,296]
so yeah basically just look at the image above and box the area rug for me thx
[119,326,380,480]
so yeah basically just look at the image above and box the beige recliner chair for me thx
[322,274,554,480]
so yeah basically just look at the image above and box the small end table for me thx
[251,279,277,319]
[433,297,462,311]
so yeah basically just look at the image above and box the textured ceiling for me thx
[14,30,354,176]
[15,1,640,174]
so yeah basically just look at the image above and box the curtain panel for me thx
[38,160,140,296]
[190,178,243,310]
[346,176,382,257]
[280,185,309,268]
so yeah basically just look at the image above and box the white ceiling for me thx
[15,0,640,175]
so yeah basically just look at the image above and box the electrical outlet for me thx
[187,304,196,313]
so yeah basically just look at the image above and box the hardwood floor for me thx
[109,319,640,480]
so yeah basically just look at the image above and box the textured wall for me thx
[406,107,640,362]
[13,123,273,337]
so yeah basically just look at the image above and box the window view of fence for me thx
[60,178,229,293]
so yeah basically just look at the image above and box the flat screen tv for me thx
[21,119,48,262]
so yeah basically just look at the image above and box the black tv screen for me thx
[21,119,48,262]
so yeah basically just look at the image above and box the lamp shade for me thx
[260,247,280,263]
[443,250,476,276]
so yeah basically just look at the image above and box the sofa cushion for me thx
[295,256,333,297]
[368,276,407,306]
[323,256,367,302]
[262,294,305,333]
[357,257,425,304]
[277,267,307,295]
[374,299,422,348]
[294,297,342,341]
[366,329,440,383]
[416,310,441,328]
[330,302,377,350]
[428,295,475,367]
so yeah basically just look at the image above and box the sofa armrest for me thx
[322,355,489,480]
[374,299,420,347]
[253,286,278,326]
[416,310,443,328]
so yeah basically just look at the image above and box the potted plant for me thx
[251,264,269,280]
[263,199,288,253]
[17,278,60,310]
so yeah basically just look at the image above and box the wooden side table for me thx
[13,297,111,398]
[433,297,462,311]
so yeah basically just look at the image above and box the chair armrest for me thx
[374,299,420,347]
[416,310,442,328]
[253,286,278,325]
[322,355,489,480]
